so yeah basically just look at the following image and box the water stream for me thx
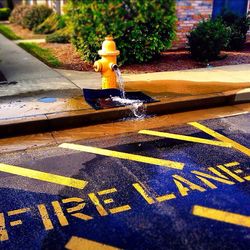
[113,68,146,119]
[114,67,126,99]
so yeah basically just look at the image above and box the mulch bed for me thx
[40,42,250,73]
[9,21,249,73]
[39,43,93,71]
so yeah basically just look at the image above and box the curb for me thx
[0,88,249,138]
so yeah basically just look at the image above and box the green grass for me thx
[0,24,21,40]
[18,42,61,68]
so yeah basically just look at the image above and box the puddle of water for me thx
[111,96,146,119]
[0,96,90,120]
[38,97,57,103]
[66,97,87,109]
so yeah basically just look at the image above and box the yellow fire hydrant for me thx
[93,37,120,89]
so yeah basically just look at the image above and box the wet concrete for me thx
[0,95,89,120]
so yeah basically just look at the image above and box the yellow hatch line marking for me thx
[65,236,120,250]
[189,122,250,157]
[0,163,88,189]
[59,143,185,170]
[139,130,231,148]
[192,205,250,228]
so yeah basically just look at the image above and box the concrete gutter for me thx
[0,87,249,138]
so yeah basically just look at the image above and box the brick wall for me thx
[173,0,213,49]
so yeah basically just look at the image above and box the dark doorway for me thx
[212,0,248,18]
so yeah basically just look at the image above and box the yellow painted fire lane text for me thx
[1,161,249,242]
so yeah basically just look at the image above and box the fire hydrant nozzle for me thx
[93,60,102,72]
[93,37,120,89]
[111,64,118,71]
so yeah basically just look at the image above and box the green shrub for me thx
[68,0,176,65]
[22,5,53,30]
[9,5,32,25]
[187,19,230,62]
[34,13,66,34]
[219,11,250,50]
[0,8,11,21]
[46,27,71,43]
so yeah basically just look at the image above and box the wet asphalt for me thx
[0,113,250,250]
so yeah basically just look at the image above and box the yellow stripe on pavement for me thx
[189,122,250,157]
[59,143,185,170]
[192,205,250,228]
[139,130,231,148]
[0,163,87,189]
[65,236,120,250]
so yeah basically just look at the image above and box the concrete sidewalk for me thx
[0,33,80,98]
[0,31,250,137]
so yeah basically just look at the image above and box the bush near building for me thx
[34,13,66,34]
[9,4,52,31]
[22,5,53,30]
[9,5,32,25]
[219,11,250,51]
[0,8,11,21]
[187,19,230,62]
[68,0,176,65]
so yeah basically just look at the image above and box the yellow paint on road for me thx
[156,193,176,202]
[139,130,231,147]
[7,208,30,216]
[0,213,8,241]
[98,188,117,196]
[132,183,155,204]
[217,164,245,183]
[59,143,185,170]
[189,122,250,156]
[65,236,120,250]
[192,205,250,228]
[109,205,131,214]
[224,162,239,167]
[51,201,69,227]
[8,208,31,227]
[88,193,108,216]
[0,163,87,189]
[37,204,54,230]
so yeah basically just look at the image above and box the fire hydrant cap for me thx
[98,36,120,56]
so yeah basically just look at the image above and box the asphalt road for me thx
[0,113,250,250]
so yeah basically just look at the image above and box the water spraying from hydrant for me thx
[113,67,125,99]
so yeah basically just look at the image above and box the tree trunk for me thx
[6,0,14,10]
